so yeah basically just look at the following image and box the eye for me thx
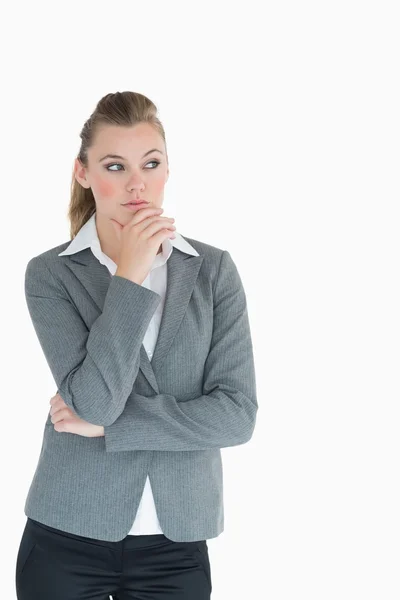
[105,160,160,172]
[106,163,123,171]
[146,160,160,169]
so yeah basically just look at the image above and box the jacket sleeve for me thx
[103,250,258,451]
[24,255,161,426]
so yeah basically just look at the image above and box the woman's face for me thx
[75,122,169,224]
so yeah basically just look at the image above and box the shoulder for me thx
[25,241,71,286]
[179,234,239,285]
[32,240,71,261]
[179,234,228,272]
[27,240,71,264]
[180,234,225,260]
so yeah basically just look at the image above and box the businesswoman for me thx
[15,90,258,600]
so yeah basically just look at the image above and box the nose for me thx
[126,175,145,192]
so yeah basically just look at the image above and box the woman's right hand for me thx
[110,207,176,284]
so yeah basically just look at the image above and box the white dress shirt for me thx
[58,211,199,535]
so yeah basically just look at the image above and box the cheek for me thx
[96,178,117,197]
[153,176,166,194]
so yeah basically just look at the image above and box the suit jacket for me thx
[23,235,258,542]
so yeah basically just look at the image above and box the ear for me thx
[74,157,91,189]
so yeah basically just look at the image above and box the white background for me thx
[2,1,399,598]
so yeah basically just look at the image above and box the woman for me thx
[16,91,258,599]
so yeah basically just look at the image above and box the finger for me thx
[50,399,61,414]
[51,409,64,424]
[50,404,67,416]
[54,420,71,433]
[51,395,68,409]
[51,408,74,424]
[50,393,64,405]
[50,400,64,415]
[54,419,82,435]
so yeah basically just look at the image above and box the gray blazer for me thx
[23,235,258,542]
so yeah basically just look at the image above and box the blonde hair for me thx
[68,91,167,239]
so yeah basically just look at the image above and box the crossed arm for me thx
[25,250,258,451]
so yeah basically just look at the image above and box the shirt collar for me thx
[58,212,199,264]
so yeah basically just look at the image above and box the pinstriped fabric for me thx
[23,236,258,542]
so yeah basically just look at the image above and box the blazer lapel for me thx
[62,246,204,394]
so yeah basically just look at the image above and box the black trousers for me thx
[15,517,212,599]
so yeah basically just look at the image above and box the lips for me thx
[123,200,148,205]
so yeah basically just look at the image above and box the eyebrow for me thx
[99,149,164,162]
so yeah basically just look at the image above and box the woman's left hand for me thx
[50,393,105,438]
